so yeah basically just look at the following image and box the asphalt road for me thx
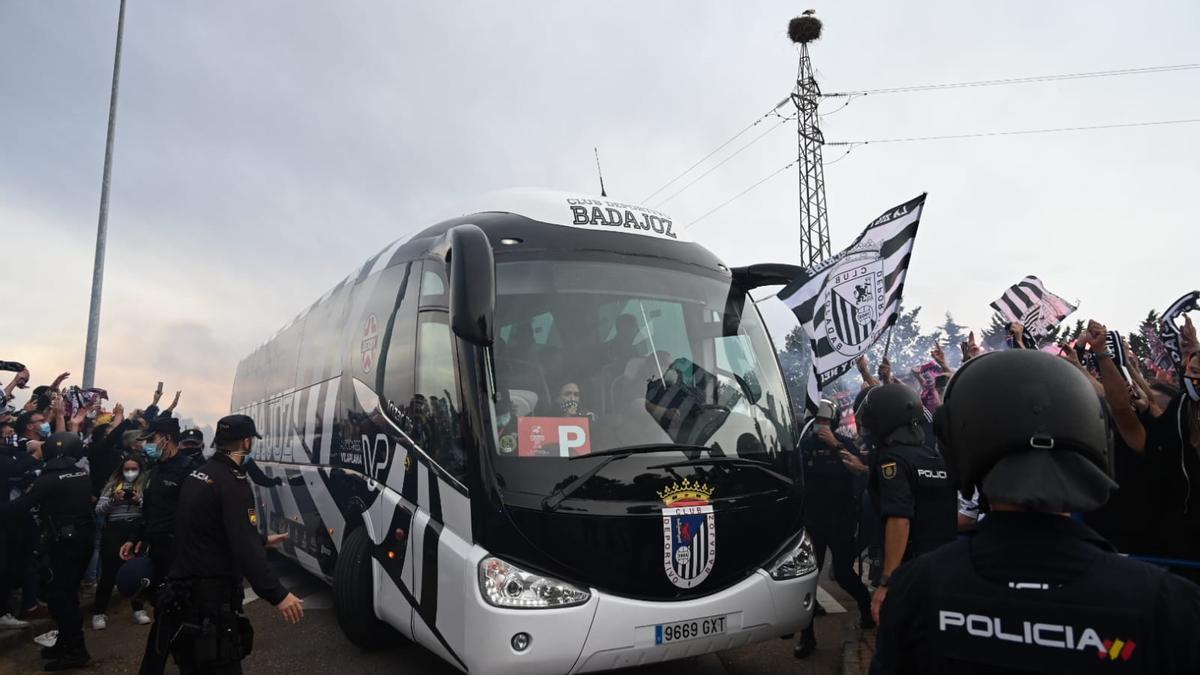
[1,554,859,675]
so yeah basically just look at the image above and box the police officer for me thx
[4,432,95,670]
[153,414,303,674]
[795,399,873,659]
[858,383,957,625]
[872,350,1200,674]
[122,416,197,675]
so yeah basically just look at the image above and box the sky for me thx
[3,1,1198,428]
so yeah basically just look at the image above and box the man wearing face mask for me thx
[3,433,95,670]
[121,416,196,674]
[149,414,301,674]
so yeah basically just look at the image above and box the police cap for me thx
[115,555,155,598]
[212,414,262,447]
[856,384,923,441]
[44,432,83,461]
[179,428,204,447]
[138,416,180,441]
[936,350,1116,512]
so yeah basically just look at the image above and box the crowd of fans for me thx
[0,363,200,633]
[803,310,1200,645]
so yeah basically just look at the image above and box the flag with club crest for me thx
[777,194,927,414]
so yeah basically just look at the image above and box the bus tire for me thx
[334,526,400,650]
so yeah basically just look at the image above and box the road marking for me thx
[816,585,847,614]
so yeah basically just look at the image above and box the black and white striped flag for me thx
[989,276,1078,339]
[777,194,927,414]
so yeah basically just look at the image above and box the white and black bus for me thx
[230,190,819,674]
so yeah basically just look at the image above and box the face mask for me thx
[143,443,160,460]
[559,399,578,415]
[1186,377,1200,403]
[123,469,140,483]
[38,422,52,438]
[497,412,512,428]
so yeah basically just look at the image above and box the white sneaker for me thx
[0,613,30,629]
[91,614,108,630]
[33,629,58,648]
[131,610,152,625]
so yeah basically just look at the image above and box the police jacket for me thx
[873,512,1200,675]
[5,456,94,531]
[133,449,198,542]
[870,443,957,559]
[170,453,288,606]
[801,428,862,503]
[0,445,40,505]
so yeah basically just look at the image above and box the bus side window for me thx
[381,263,418,413]
[414,311,466,481]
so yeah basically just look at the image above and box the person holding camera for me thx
[2,432,96,671]
[91,454,152,630]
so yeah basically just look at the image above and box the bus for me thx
[230,189,819,674]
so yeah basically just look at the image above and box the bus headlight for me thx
[765,530,818,580]
[479,556,591,609]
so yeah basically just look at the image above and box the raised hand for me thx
[931,343,947,367]
[878,357,893,383]
[1183,314,1198,355]
[1085,320,1108,353]
[51,372,70,388]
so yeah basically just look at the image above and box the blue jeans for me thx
[85,514,105,583]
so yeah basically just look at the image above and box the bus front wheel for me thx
[334,526,401,650]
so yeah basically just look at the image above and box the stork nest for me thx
[788,15,823,44]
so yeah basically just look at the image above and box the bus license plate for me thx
[655,615,727,645]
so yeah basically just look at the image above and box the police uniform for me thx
[134,417,200,675]
[160,414,289,674]
[801,416,871,613]
[132,419,199,587]
[870,442,957,560]
[859,385,957,565]
[5,433,96,670]
[872,349,1200,674]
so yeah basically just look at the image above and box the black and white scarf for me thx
[1161,291,1200,402]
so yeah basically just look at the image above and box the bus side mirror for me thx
[730,263,806,290]
[448,224,495,347]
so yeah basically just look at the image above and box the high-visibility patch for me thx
[882,462,897,480]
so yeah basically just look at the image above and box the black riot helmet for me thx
[857,384,924,444]
[935,350,1116,512]
[44,432,83,461]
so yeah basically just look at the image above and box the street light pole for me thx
[83,0,127,389]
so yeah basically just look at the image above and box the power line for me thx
[826,117,1200,146]
[684,159,798,231]
[652,112,794,209]
[825,63,1200,97]
[641,100,789,203]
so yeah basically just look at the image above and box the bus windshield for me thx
[491,258,795,489]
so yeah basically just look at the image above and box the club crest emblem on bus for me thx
[659,478,717,589]
[824,250,886,357]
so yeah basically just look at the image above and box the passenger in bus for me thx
[601,314,643,366]
[555,382,596,422]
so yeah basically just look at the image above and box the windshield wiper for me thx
[568,443,713,461]
[541,444,715,512]
[647,456,795,487]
